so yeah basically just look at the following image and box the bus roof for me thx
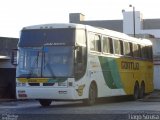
[22,23,152,46]
[22,23,86,30]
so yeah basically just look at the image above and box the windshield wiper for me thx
[43,49,56,79]
[27,52,39,78]
[46,63,56,79]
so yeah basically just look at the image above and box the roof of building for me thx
[143,19,160,29]
[79,20,123,32]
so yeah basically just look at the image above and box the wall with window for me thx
[0,37,18,99]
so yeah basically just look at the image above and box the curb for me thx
[0,99,17,103]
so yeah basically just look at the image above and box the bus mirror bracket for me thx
[75,46,79,50]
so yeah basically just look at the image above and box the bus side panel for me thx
[87,55,126,97]
[116,58,153,95]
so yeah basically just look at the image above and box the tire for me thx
[83,83,97,106]
[139,82,145,99]
[133,82,139,100]
[39,99,52,107]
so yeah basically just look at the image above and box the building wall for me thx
[123,11,143,35]
[143,19,160,30]
[0,37,18,99]
[69,13,123,32]
[0,37,18,57]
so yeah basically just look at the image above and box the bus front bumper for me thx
[16,87,77,100]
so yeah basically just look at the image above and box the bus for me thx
[13,23,153,106]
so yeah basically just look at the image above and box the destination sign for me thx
[44,42,66,46]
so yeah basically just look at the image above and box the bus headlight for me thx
[58,82,67,86]
[16,82,27,87]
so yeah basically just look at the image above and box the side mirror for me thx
[11,49,18,66]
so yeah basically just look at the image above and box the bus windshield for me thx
[16,46,74,78]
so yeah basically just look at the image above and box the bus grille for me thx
[28,83,55,86]
[29,83,40,86]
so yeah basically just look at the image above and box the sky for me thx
[0,0,160,38]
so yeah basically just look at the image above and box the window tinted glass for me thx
[89,32,101,52]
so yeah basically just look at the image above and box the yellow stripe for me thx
[17,78,48,83]
[116,58,153,95]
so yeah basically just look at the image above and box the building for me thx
[69,12,160,89]
[0,37,18,99]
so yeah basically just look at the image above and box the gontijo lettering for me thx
[121,61,139,70]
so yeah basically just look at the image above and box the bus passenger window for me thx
[89,33,95,51]
[133,44,141,58]
[129,42,133,56]
[148,46,153,59]
[95,35,101,52]
[114,40,120,55]
[89,33,101,52]
[141,46,148,59]
[120,40,124,55]
[102,37,110,53]
[138,44,142,57]
[109,38,113,54]
[133,44,138,57]
[124,42,130,56]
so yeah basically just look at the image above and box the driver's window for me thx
[75,46,87,80]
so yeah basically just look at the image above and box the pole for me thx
[129,5,136,37]
[133,6,135,37]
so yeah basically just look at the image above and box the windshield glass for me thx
[16,46,74,78]
[16,47,42,78]
[43,46,74,77]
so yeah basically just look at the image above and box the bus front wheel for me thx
[83,83,97,106]
[39,99,52,107]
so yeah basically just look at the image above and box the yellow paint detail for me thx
[17,78,48,83]
[76,84,85,96]
[116,58,153,95]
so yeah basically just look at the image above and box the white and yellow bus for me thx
[13,23,153,106]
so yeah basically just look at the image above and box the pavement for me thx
[1,90,160,103]
[142,90,160,102]
[0,98,16,103]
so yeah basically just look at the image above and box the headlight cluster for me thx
[58,81,67,86]
[16,82,27,87]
